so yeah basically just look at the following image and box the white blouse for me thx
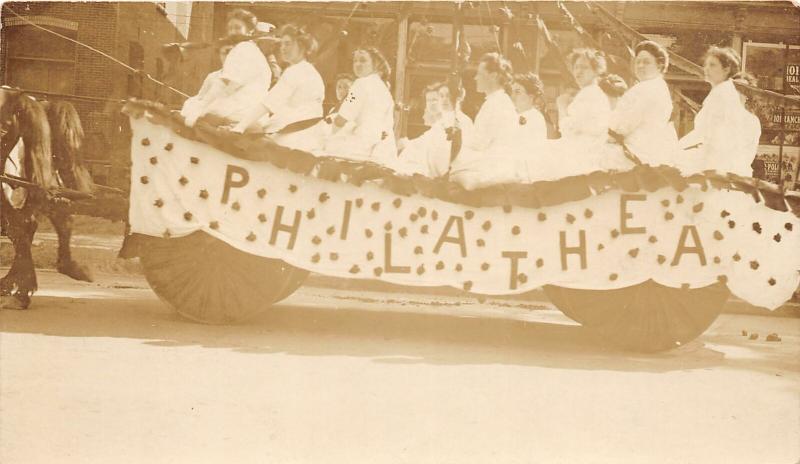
[261,60,324,133]
[609,76,677,166]
[465,88,518,153]
[516,107,548,150]
[559,83,610,142]
[205,41,271,123]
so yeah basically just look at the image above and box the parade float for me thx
[118,99,800,352]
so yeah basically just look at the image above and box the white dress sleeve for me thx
[337,78,366,124]
[560,85,610,139]
[221,42,271,88]
[262,65,297,113]
[609,83,651,137]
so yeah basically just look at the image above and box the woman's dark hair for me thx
[513,72,546,113]
[479,52,514,93]
[704,46,741,80]
[567,48,607,75]
[278,24,319,57]
[226,9,258,33]
[598,73,628,98]
[354,47,392,84]
[634,40,669,73]
[433,81,466,105]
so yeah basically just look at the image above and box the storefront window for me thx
[407,21,501,65]
[743,42,800,94]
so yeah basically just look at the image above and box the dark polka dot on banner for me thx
[431,210,438,221]
[257,188,267,198]
[183,212,193,221]
[399,227,408,238]
[681,283,690,290]
[164,143,173,151]
[190,157,199,165]
[664,211,674,221]
[329,252,339,261]
[536,258,544,268]
[366,251,374,261]
[417,207,427,218]
[463,281,473,291]
[476,239,485,247]
[141,138,150,146]
[163,229,171,238]
[414,246,423,255]
[455,263,463,272]
[199,189,209,199]
[628,248,639,258]
[319,192,330,203]
[512,225,521,235]
[349,265,360,274]
[355,198,364,208]
[720,210,730,218]
[436,261,445,270]
[288,184,297,193]
[482,220,492,231]
[657,255,666,264]
[372,202,381,212]
[306,209,316,219]
[384,221,392,232]
[393,198,402,208]
[209,221,219,230]
[179,176,188,186]
[584,209,593,219]
[713,256,721,264]
[481,262,490,271]
[326,226,336,235]
[750,260,759,270]
[713,230,724,240]
[752,222,761,234]
[661,199,670,207]
[246,232,256,242]
[365,228,373,238]
[421,225,429,234]
[717,275,728,284]
[258,213,267,223]
[503,205,512,214]
[518,273,528,284]
[566,214,576,224]
[231,202,240,211]
[409,213,419,222]
[140,176,149,184]
[768,277,776,286]
[311,236,322,245]
[149,156,158,165]
[692,202,704,213]
[773,233,781,243]
[416,264,425,275]
[648,235,658,244]
[311,253,320,263]
[676,195,684,204]
[733,253,741,262]
[609,273,618,281]
[610,229,620,238]
[153,199,164,208]
[537,212,547,222]
[465,210,474,220]
[728,220,736,229]
[597,243,605,251]
[785,222,793,231]
[373,267,383,277]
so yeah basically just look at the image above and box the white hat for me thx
[256,22,275,34]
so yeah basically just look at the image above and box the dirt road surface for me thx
[1,271,798,464]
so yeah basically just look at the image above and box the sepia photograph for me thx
[1,1,799,462]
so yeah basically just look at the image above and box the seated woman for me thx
[326,73,355,118]
[394,83,449,177]
[608,40,679,167]
[436,82,474,135]
[322,47,397,162]
[183,9,271,127]
[679,46,750,176]
[180,43,234,120]
[232,24,325,152]
[598,73,628,110]
[510,72,548,150]
[449,53,521,190]
[732,71,762,177]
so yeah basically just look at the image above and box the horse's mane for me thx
[45,100,92,192]
[10,91,57,190]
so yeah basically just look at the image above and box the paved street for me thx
[1,270,798,464]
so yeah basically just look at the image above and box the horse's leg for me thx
[49,204,93,282]
[0,205,37,309]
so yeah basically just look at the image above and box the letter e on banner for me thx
[620,194,647,234]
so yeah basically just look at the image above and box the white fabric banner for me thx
[128,115,800,310]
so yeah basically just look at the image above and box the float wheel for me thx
[139,232,309,324]
[543,280,729,352]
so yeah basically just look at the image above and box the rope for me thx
[3,6,190,99]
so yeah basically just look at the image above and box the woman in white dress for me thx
[232,24,325,152]
[608,40,679,167]
[393,84,445,176]
[510,72,548,150]
[183,9,271,127]
[450,52,520,190]
[732,71,762,177]
[322,47,396,162]
[326,73,354,118]
[180,44,234,120]
[679,46,751,176]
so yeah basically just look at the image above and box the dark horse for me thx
[0,86,94,309]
